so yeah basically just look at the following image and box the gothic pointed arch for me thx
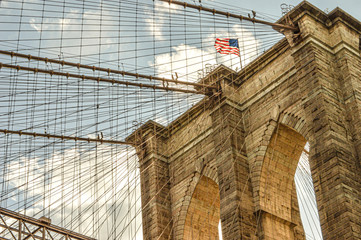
[183,176,220,240]
[258,123,306,239]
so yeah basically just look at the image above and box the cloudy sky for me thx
[218,0,361,21]
[0,0,359,239]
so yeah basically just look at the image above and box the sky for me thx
[0,0,359,239]
[217,0,361,21]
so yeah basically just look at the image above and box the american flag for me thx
[214,38,240,56]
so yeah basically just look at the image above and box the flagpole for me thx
[238,38,242,70]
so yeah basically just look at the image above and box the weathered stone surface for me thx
[128,1,361,239]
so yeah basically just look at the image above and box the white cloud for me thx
[29,9,79,33]
[4,144,141,239]
[29,18,43,32]
[152,44,217,82]
[206,24,261,68]
[149,23,261,85]
[145,1,182,42]
[26,8,122,63]
[145,17,165,41]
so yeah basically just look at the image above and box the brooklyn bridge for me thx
[0,0,360,239]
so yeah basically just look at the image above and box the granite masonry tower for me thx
[126,1,361,239]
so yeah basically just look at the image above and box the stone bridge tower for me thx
[126,1,361,239]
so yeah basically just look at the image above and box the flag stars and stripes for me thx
[214,38,240,56]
